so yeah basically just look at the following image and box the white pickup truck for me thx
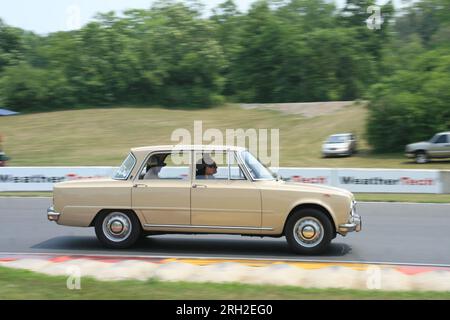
[405,132,450,163]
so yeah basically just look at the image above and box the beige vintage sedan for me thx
[47,145,361,254]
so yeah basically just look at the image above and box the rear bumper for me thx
[47,206,60,222]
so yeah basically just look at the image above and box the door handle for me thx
[133,183,148,188]
[192,184,207,189]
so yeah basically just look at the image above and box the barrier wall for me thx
[0,166,447,193]
[0,167,116,192]
[276,168,443,194]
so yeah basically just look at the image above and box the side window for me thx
[194,151,247,181]
[140,151,190,180]
[435,135,448,144]
[195,151,228,180]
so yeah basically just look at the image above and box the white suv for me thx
[322,133,357,157]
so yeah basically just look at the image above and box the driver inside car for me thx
[143,155,166,179]
[196,154,218,180]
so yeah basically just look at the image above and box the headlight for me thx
[351,200,356,215]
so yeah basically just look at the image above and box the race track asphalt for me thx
[1,198,449,266]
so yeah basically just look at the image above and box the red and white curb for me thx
[1,253,450,291]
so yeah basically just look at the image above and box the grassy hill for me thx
[1,103,449,169]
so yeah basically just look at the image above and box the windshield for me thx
[113,153,136,180]
[240,151,275,180]
[327,135,349,143]
[429,134,439,143]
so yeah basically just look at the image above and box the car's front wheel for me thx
[415,151,429,164]
[285,208,333,255]
[94,211,141,249]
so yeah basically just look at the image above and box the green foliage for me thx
[0,63,75,110]
[395,0,450,47]
[0,3,226,109]
[0,0,393,109]
[0,19,25,72]
[367,49,450,152]
[226,0,379,102]
[366,0,450,152]
[0,0,448,154]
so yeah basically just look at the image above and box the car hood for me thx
[258,179,353,199]
[406,141,430,150]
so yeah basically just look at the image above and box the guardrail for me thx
[0,167,448,193]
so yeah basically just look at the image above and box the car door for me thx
[190,151,262,229]
[428,134,450,158]
[443,134,450,157]
[132,151,191,225]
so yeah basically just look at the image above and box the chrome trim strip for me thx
[143,224,274,231]
[190,208,261,213]
[227,151,231,180]
[235,150,255,181]
[234,151,253,181]
[133,207,191,211]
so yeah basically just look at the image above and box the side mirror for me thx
[272,172,281,180]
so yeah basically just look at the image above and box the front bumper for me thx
[338,202,362,233]
[323,149,350,156]
[47,206,60,222]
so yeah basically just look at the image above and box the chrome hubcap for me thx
[102,212,132,242]
[110,221,124,234]
[293,217,324,248]
[416,154,427,163]
[301,226,316,239]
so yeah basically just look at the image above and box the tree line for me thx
[0,0,448,151]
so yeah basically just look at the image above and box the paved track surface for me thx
[1,198,449,265]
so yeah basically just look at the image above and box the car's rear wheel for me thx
[95,211,141,249]
[285,208,333,255]
[415,151,429,164]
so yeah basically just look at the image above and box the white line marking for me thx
[0,197,52,199]
[360,201,450,205]
[1,252,449,268]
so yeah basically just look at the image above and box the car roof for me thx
[437,132,450,135]
[329,133,353,137]
[131,145,247,154]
